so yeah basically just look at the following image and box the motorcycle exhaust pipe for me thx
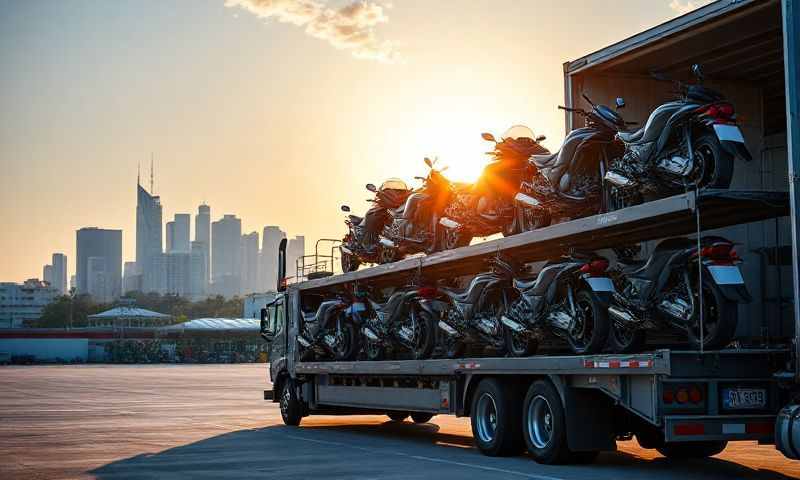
[658,298,692,321]
[500,315,525,332]
[438,320,458,336]
[297,336,312,348]
[439,217,461,229]
[362,327,379,342]
[379,237,396,248]
[604,171,636,189]
[340,245,354,255]
[514,192,541,208]
[656,155,693,177]
[397,325,414,342]
[323,335,337,349]
[607,305,639,325]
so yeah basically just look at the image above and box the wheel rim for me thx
[444,229,461,250]
[509,327,529,356]
[522,207,547,232]
[366,339,382,360]
[693,143,716,187]
[689,285,721,345]
[613,323,636,350]
[380,247,395,264]
[571,298,595,350]
[280,384,290,420]
[410,311,428,358]
[527,395,554,449]
[475,392,498,444]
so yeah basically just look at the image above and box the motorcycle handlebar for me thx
[558,105,585,114]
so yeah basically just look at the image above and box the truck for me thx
[260,0,800,464]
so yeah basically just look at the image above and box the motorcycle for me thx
[438,126,550,250]
[296,291,360,361]
[359,286,438,360]
[515,96,630,231]
[379,157,458,262]
[340,178,412,272]
[605,64,752,209]
[605,236,750,353]
[433,257,518,358]
[500,253,615,356]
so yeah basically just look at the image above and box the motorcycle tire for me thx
[341,251,360,273]
[439,227,472,251]
[332,322,360,361]
[364,338,385,361]
[378,245,398,264]
[693,132,734,189]
[503,324,538,357]
[687,282,738,350]
[567,290,611,355]
[519,206,551,233]
[409,307,436,360]
[606,323,647,354]
[440,335,465,359]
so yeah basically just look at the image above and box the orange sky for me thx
[0,0,698,281]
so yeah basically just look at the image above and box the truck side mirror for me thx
[366,183,377,192]
[341,205,351,212]
[260,308,274,341]
[481,132,496,143]
[615,97,626,110]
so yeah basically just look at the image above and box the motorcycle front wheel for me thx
[503,324,538,357]
[407,307,436,360]
[693,132,734,189]
[606,320,647,354]
[518,206,551,233]
[567,290,610,354]
[439,227,472,251]
[332,322,360,361]
[378,245,398,264]
[341,251,360,273]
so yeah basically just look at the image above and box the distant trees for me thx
[34,292,244,328]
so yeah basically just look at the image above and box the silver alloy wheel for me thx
[280,384,291,420]
[527,394,554,449]
[475,392,498,444]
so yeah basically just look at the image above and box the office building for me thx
[241,231,259,295]
[76,227,122,301]
[259,226,285,292]
[190,241,208,299]
[211,214,242,298]
[0,279,59,328]
[43,265,53,286]
[195,204,211,282]
[164,252,191,297]
[137,181,163,292]
[166,221,175,253]
[51,253,67,294]
[123,261,141,294]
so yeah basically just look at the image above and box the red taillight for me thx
[674,423,705,436]
[689,386,703,404]
[418,287,438,299]
[580,259,609,276]
[717,103,734,118]
[745,422,773,435]
[663,389,674,404]
[698,243,739,265]
[697,103,735,121]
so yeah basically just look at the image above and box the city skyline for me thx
[1,1,692,281]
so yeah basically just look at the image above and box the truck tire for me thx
[387,411,409,422]
[280,380,303,427]
[656,440,728,459]
[411,412,435,424]
[523,380,570,464]
[470,378,524,457]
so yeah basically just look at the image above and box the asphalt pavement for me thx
[0,364,797,479]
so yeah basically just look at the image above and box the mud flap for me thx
[563,386,617,452]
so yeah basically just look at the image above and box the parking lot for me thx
[0,364,798,479]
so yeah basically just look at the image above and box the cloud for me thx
[669,0,713,15]
[225,0,399,62]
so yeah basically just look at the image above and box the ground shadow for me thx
[92,421,796,480]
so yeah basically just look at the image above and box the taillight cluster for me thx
[580,258,609,277]
[697,243,740,265]
[417,286,439,299]
[663,384,704,405]
[697,102,735,122]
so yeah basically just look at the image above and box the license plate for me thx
[585,277,615,292]
[722,387,766,410]
[713,124,745,143]
[707,265,744,285]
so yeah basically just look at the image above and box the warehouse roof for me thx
[88,307,171,320]
[159,318,259,332]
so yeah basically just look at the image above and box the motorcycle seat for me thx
[617,126,645,144]
[513,276,540,291]
[530,153,559,168]
[439,287,472,303]
[348,214,363,225]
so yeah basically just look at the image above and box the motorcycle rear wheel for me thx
[332,322,360,361]
[341,251,360,273]
[378,245,398,264]
[686,282,738,349]
[503,324,538,357]
[439,227,472,251]
[606,322,647,354]
[567,290,610,355]
[693,132,734,189]
[406,307,436,360]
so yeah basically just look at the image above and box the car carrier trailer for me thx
[259,0,800,465]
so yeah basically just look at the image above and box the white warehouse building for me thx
[0,279,59,328]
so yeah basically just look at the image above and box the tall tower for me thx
[136,166,163,292]
[259,226,286,292]
[195,204,210,282]
[211,214,242,298]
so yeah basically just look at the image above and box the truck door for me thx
[261,295,288,381]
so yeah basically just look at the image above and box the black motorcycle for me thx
[500,254,615,356]
[340,179,412,271]
[605,64,752,209]
[296,292,360,361]
[433,258,518,358]
[605,236,750,353]
[359,286,438,360]
[514,96,629,232]
[379,157,457,262]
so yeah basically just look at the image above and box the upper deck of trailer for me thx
[291,190,788,292]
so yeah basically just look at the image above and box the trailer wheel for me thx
[470,378,524,457]
[411,412,435,424]
[280,380,303,427]
[523,380,569,464]
[387,411,409,422]
[656,440,728,459]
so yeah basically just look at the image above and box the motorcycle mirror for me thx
[615,97,626,109]
[366,183,377,192]
[481,132,496,142]
[691,64,704,82]
[535,135,546,142]
[424,157,433,168]
[341,205,351,212]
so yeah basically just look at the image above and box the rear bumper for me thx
[664,414,775,443]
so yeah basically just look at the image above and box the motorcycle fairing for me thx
[302,299,346,337]
[534,126,611,194]
[442,272,505,320]
[369,290,419,324]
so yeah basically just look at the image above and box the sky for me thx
[0,0,707,281]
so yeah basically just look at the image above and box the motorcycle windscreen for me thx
[706,265,745,285]
[585,277,615,292]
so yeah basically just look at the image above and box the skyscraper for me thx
[166,221,175,253]
[136,181,163,292]
[51,253,67,294]
[43,265,53,286]
[259,226,286,292]
[241,231,259,295]
[164,252,191,296]
[195,204,211,282]
[123,261,140,294]
[211,214,242,298]
[173,214,190,253]
[189,240,208,299]
[76,227,122,301]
